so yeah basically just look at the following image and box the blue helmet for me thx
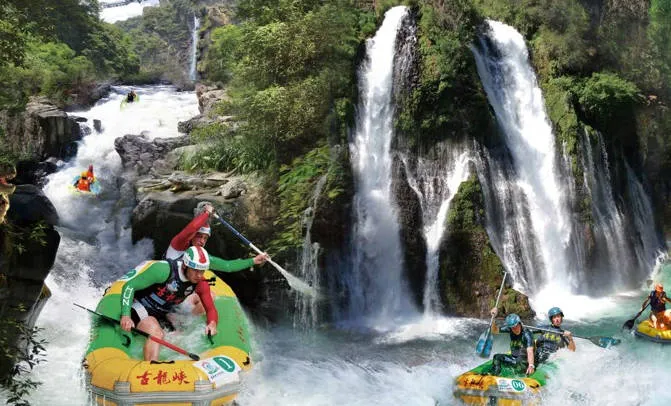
[548,307,564,320]
[505,313,522,328]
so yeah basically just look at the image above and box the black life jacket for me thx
[650,291,667,313]
[136,259,196,316]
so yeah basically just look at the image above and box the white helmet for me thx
[197,226,211,235]
[183,246,210,271]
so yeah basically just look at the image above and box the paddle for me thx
[476,272,507,358]
[525,325,621,348]
[211,213,322,299]
[74,303,200,361]
[623,303,649,330]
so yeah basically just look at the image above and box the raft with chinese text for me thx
[83,265,252,406]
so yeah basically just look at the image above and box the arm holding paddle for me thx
[475,272,507,357]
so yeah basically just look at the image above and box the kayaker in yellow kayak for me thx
[640,283,671,330]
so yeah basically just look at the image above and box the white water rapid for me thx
[23,86,199,405]
[347,6,417,326]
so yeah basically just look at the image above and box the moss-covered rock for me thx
[438,175,533,318]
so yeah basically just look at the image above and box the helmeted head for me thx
[183,246,210,271]
[505,313,522,328]
[190,225,211,247]
[81,171,88,177]
[655,283,664,292]
[548,307,564,326]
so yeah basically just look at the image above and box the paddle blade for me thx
[475,328,492,357]
[622,319,636,330]
[589,336,621,348]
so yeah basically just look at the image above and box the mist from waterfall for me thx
[346,6,416,325]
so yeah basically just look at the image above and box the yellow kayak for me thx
[634,320,671,343]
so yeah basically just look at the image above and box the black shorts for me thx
[130,303,174,331]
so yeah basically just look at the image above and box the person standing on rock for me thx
[165,202,269,312]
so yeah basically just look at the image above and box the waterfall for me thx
[294,175,327,329]
[578,130,661,290]
[473,20,573,293]
[346,6,415,324]
[189,15,201,81]
[402,148,472,313]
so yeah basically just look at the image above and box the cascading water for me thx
[189,15,201,82]
[402,148,472,313]
[294,175,327,329]
[20,86,199,405]
[346,6,416,325]
[472,20,574,295]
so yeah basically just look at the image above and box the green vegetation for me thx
[198,0,373,170]
[0,317,46,406]
[0,0,139,111]
[116,0,195,85]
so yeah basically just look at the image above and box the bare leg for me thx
[651,313,659,329]
[187,291,216,316]
[136,316,164,361]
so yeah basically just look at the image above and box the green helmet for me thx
[505,313,522,328]
[548,307,564,320]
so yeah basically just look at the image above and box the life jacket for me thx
[535,325,566,352]
[508,327,534,359]
[77,177,90,191]
[650,291,667,313]
[135,259,197,316]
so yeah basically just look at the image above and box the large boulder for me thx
[438,175,533,319]
[0,185,60,379]
[0,97,81,160]
[130,175,282,312]
[114,134,193,175]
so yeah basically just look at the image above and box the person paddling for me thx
[533,307,576,364]
[640,283,671,330]
[489,309,536,376]
[119,247,217,361]
[166,202,269,312]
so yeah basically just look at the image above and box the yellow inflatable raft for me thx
[83,267,252,405]
[454,360,555,405]
[634,320,671,343]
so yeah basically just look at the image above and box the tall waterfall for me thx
[189,15,201,81]
[576,130,660,290]
[473,20,573,294]
[346,6,415,324]
[473,21,663,309]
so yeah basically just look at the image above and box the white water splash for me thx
[189,15,201,81]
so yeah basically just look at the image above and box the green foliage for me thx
[0,4,27,67]
[649,0,671,91]
[201,0,369,168]
[396,0,490,147]
[575,72,640,125]
[269,146,339,256]
[0,315,47,406]
[179,122,275,173]
[447,175,484,230]
[115,3,193,84]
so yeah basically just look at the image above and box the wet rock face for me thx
[0,97,82,161]
[114,134,193,175]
